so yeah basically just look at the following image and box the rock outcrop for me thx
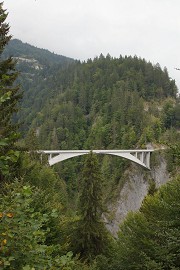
[105,151,169,236]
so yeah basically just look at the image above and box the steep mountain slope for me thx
[105,152,170,235]
[21,54,178,150]
[3,39,74,67]
[3,39,76,132]
[5,40,180,202]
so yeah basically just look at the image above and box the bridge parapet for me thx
[39,149,154,169]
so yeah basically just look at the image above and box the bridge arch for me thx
[39,149,154,169]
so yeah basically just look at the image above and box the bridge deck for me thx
[39,149,154,170]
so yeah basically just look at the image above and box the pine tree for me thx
[74,151,109,261]
[0,2,21,180]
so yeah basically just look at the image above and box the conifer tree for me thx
[0,2,21,180]
[74,151,109,261]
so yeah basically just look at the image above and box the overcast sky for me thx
[4,0,180,90]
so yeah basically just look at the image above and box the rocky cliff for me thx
[104,151,169,236]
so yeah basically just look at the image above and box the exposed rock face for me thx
[105,153,169,236]
[13,57,43,70]
[151,155,169,187]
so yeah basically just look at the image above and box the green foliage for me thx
[0,3,21,180]
[161,99,180,129]
[0,181,54,269]
[0,180,92,270]
[72,152,110,261]
[166,143,180,173]
[147,179,157,196]
[110,176,180,270]
[18,152,68,208]
[0,135,19,176]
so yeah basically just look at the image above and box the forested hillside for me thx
[1,4,180,268]
[3,39,74,66]
[4,38,180,197]
[5,41,179,147]
[25,54,178,150]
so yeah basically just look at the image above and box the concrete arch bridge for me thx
[39,149,154,170]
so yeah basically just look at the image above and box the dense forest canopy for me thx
[3,38,180,199]
[4,39,179,149]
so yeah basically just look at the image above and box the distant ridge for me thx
[3,39,74,66]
